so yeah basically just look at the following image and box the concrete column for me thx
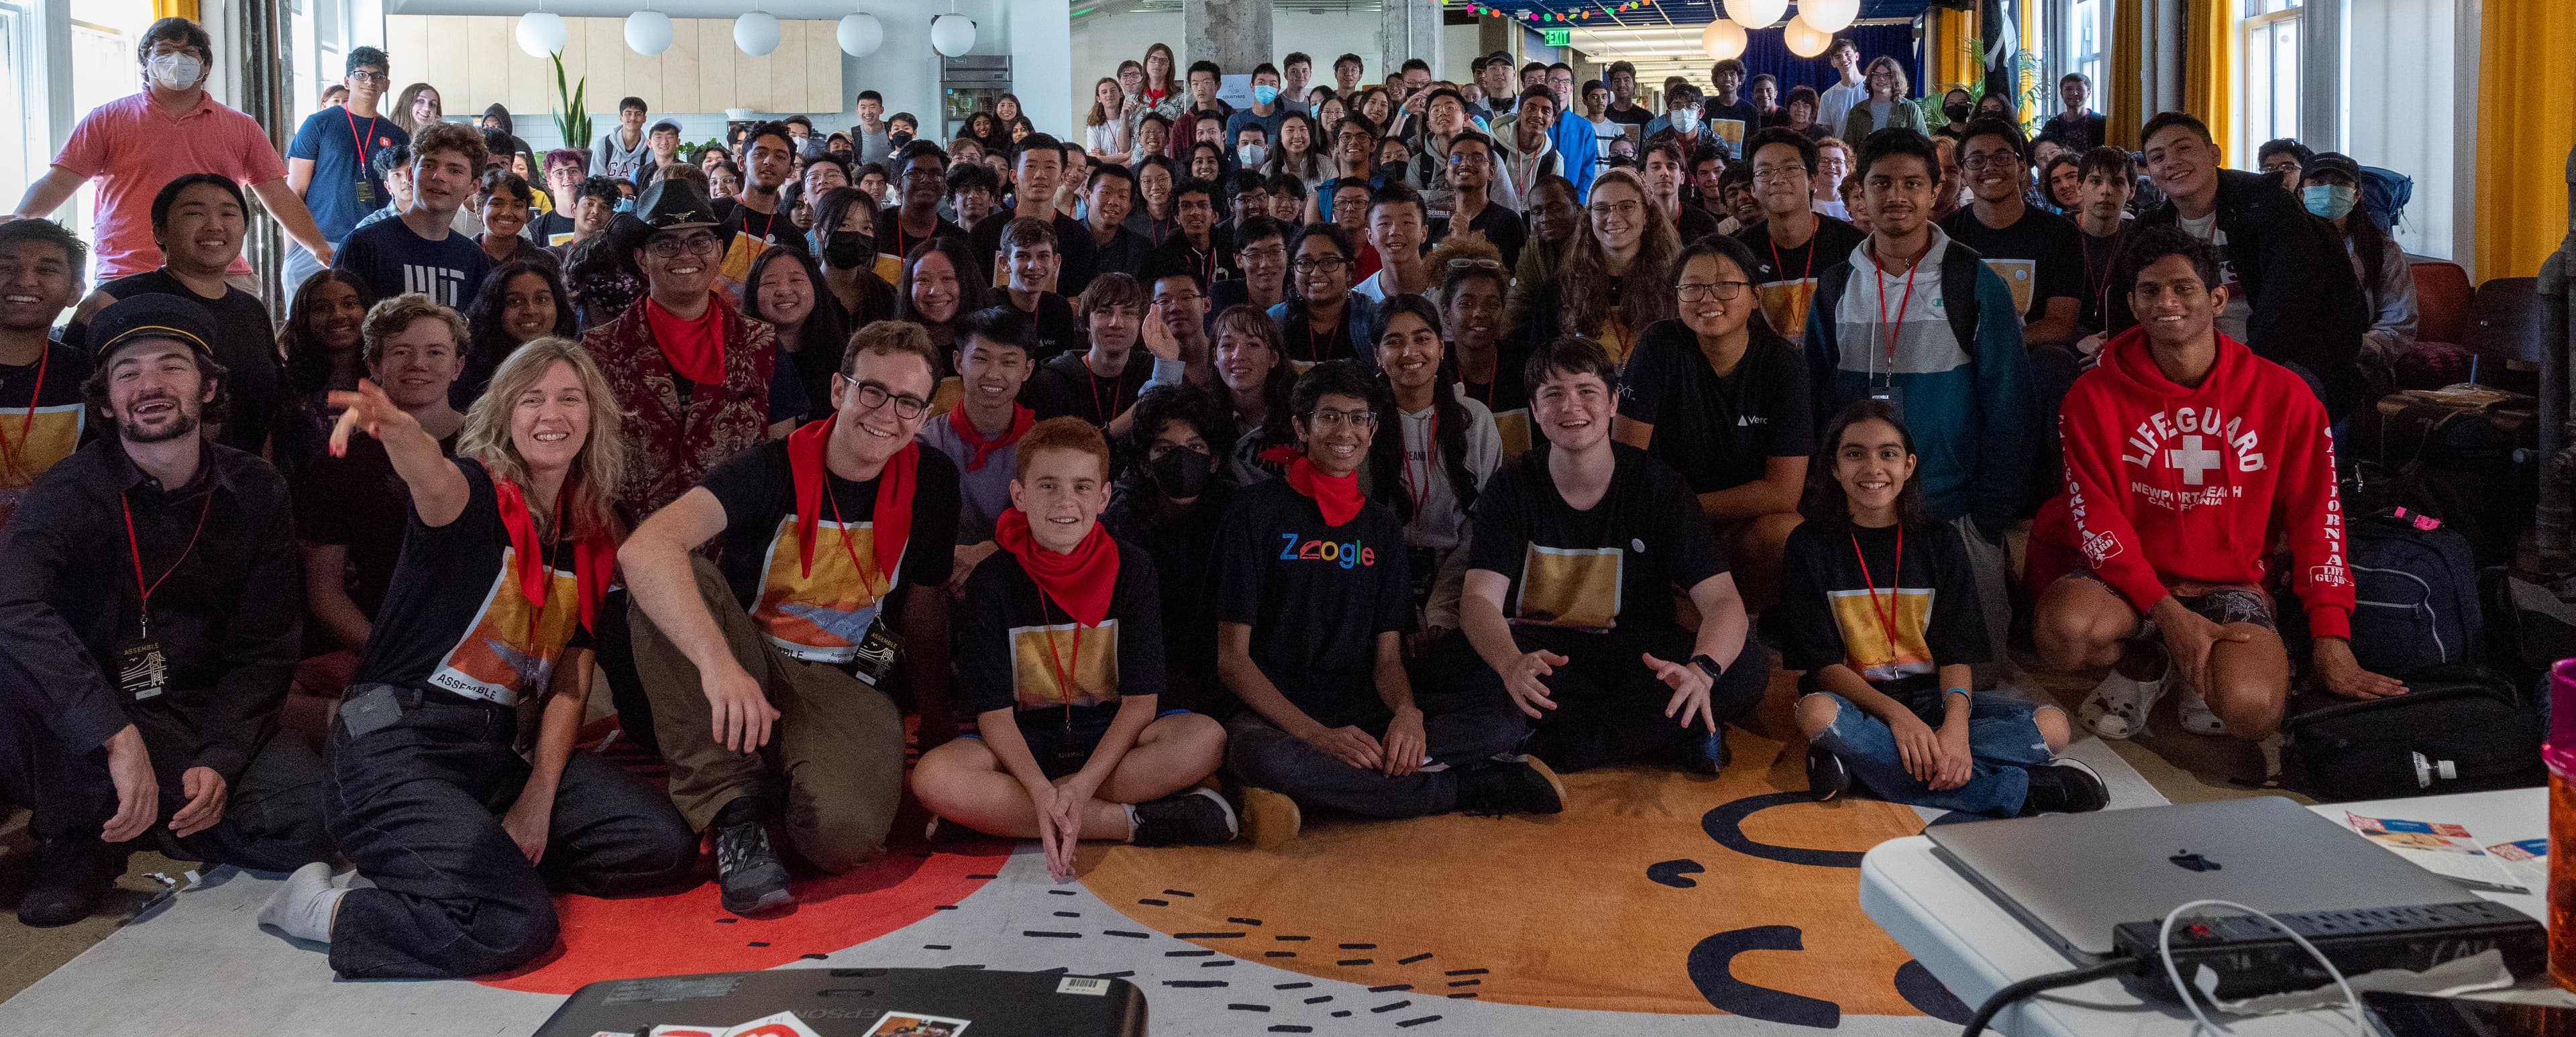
[1008,0,1075,138]
[219,0,292,311]
[1187,0,1274,79]
[1381,0,1442,82]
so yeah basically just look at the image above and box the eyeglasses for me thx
[839,374,930,420]
[647,232,724,258]
[1448,152,1491,167]
[1750,164,1806,182]
[1587,200,1642,219]
[1307,408,1378,430]
[1240,245,1288,262]
[1291,256,1350,273]
[1447,257,1503,271]
[1961,155,2019,171]
[1676,281,1752,302]
[349,71,390,85]
[1152,292,1203,308]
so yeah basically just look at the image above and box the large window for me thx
[2066,0,2102,115]
[2239,0,2301,167]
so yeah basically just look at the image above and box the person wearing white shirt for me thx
[1815,39,1869,147]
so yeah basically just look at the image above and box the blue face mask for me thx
[613,197,636,214]
[1252,85,1280,107]
[2301,184,2357,221]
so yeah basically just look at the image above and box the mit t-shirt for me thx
[1212,476,1411,726]
[1777,518,1990,714]
[1466,442,1728,635]
[1025,350,1150,429]
[292,429,459,620]
[352,458,592,706]
[699,439,962,666]
[954,539,1166,737]
[1941,205,2084,329]
[0,343,90,531]
[287,107,409,244]
[91,270,282,457]
[1616,319,1817,496]
[1733,215,1868,346]
[336,215,494,309]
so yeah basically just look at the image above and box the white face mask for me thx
[148,52,205,91]
[1670,109,1701,134]
[1238,144,1267,168]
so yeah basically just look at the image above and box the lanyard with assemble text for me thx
[121,488,216,640]
[1869,239,1932,388]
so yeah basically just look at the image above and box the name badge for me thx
[116,638,168,702]
[1870,384,1906,421]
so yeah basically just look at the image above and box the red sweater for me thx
[2055,326,2353,638]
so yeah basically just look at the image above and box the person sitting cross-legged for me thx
[1784,399,2107,816]
[1215,360,1562,849]
[910,418,1237,879]
[1442,337,1773,775]
[2036,228,2400,742]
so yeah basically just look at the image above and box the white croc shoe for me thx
[2080,661,2166,740]
[2176,688,2228,736]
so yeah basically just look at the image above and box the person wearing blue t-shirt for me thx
[286,46,407,290]
[335,123,492,309]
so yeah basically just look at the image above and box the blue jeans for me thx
[1803,691,2057,817]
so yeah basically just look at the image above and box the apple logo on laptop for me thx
[2169,851,2222,873]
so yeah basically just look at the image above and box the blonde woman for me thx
[262,337,695,978]
[1538,168,1679,364]
[1085,76,1131,164]
[1839,58,1928,141]
[390,82,442,135]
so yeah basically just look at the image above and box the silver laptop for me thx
[1926,796,2479,957]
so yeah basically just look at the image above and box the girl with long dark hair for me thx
[1367,294,1499,633]
[1540,168,1678,363]
[273,269,375,477]
[458,260,578,409]
[744,245,848,423]
[1208,304,1298,485]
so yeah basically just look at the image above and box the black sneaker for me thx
[1806,745,1851,802]
[1455,756,1568,816]
[1131,788,1240,847]
[1674,726,1732,775]
[17,836,115,928]
[713,803,792,916]
[2020,758,2110,816]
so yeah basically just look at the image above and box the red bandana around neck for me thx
[1260,444,1364,527]
[946,402,1034,472]
[788,415,917,581]
[643,296,728,386]
[994,507,1120,628]
[491,478,614,633]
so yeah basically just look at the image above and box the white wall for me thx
[2341,0,2457,259]
[1008,0,1075,138]
[1067,7,1389,109]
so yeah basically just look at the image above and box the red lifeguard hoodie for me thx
[2053,325,2354,639]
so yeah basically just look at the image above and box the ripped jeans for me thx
[1803,690,2059,817]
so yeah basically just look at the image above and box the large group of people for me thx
[0,15,2428,983]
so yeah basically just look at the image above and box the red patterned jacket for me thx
[582,296,779,523]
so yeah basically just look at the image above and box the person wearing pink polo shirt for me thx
[7,17,333,285]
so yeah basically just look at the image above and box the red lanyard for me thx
[1087,366,1126,426]
[344,109,378,166]
[0,345,46,482]
[1301,309,1342,364]
[2078,229,2114,323]
[1848,525,1903,665]
[1399,406,1438,508]
[121,486,217,639]
[1034,594,1085,730]
[1870,238,1933,379]
[1769,222,1818,301]
[822,483,890,600]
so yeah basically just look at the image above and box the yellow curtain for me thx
[1931,7,1972,93]
[2109,0,2144,148]
[2183,0,2234,165]
[2475,0,2576,280]
[151,0,199,21]
[2018,0,2039,123]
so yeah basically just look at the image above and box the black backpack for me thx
[2283,664,2544,802]
[2345,506,2481,676]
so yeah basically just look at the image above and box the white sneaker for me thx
[2176,688,2227,735]
[2080,661,2166,740]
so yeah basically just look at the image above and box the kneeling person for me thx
[265,339,696,978]
[912,418,1236,879]
[1450,337,1773,775]
[1216,360,1561,848]
[2037,228,2398,741]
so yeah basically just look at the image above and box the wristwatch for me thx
[1689,653,1723,684]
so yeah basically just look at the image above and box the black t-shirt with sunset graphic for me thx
[1778,518,1991,714]
[953,537,1165,736]
[0,341,89,532]
[698,438,961,666]
[1466,442,1727,636]
[353,459,590,707]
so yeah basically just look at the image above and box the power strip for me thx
[2106,900,2546,1002]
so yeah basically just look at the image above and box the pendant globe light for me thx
[735,11,782,56]
[1701,19,1747,60]
[625,7,674,56]
[515,7,568,58]
[930,12,977,57]
[838,12,885,57]
[1783,17,1833,56]
[1726,0,1788,30]
[1798,0,1861,33]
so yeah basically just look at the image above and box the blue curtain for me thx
[1735,21,1924,102]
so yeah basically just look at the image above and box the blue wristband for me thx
[1944,687,1971,700]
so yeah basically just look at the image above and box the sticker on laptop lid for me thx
[1056,976,1112,996]
[863,1011,971,1036]
[721,1011,826,1037]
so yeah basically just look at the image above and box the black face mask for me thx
[1944,102,1972,123]
[823,231,874,270]
[889,131,914,148]
[1149,447,1214,500]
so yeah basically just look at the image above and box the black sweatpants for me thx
[1434,624,1772,773]
[0,690,329,871]
[323,685,697,979]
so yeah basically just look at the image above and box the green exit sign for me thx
[1543,28,1570,46]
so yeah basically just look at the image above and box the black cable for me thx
[1960,954,2146,1037]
